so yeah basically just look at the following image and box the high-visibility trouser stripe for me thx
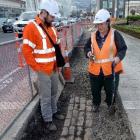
[23,39,36,49]
[33,48,55,54]
[35,57,56,63]
[94,58,114,64]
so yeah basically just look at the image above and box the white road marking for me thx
[0,67,21,83]
[0,77,13,91]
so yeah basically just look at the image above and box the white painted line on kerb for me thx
[0,67,21,83]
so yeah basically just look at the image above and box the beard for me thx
[44,17,52,27]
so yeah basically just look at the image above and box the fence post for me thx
[27,66,34,98]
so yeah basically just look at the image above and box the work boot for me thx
[93,105,99,112]
[108,105,116,115]
[53,112,65,120]
[45,121,57,131]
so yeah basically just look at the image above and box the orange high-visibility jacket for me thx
[88,29,123,76]
[22,16,58,75]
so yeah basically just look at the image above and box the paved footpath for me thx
[59,32,140,140]
[119,33,140,139]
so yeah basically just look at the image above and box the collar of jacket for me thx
[35,16,43,25]
[96,27,111,40]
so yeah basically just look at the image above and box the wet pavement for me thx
[119,32,140,139]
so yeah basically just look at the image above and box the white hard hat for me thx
[40,0,60,17]
[93,9,110,24]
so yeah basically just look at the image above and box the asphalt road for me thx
[0,32,15,43]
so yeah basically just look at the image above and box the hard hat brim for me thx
[93,20,106,24]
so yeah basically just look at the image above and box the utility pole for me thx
[114,0,117,18]
[90,0,92,13]
[112,0,115,18]
[127,0,130,25]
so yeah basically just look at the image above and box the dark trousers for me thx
[89,73,114,106]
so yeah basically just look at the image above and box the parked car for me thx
[68,18,77,23]
[60,20,69,26]
[13,11,37,38]
[52,21,60,27]
[2,18,15,33]
[0,18,7,31]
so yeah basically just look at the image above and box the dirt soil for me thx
[19,35,135,140]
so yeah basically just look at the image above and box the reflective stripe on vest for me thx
[33,48,55,54]
[32,21,47,50]
[92,29,115,64]
[35,57,56,63]
[23,39,36,49]
[94,57,114,64]
[23,39,55,54]
[89,29,123,75]
[31,21,56,63]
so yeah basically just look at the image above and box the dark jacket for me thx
[84,29,127,61]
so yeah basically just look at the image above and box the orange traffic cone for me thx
[63,48,74,83]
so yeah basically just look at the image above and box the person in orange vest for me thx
[84,9,127,112]
[22,0,64,131]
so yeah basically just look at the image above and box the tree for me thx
[130,9,136,15]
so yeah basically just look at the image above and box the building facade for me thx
[0,0,26,18]
[26,0,40,11]
[95,0,125,18]
[125,0,140,17]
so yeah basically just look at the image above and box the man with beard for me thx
[22,0,64,131]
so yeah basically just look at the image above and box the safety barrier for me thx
[57,21,92,81]
[0,39,37,138]
[0,20,92,138]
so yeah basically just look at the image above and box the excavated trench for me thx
[19,34,135,140]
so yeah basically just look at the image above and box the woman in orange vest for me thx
[84,9,127,112]
[22,0,64,131]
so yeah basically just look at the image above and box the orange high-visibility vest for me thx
[88,29,123,76]
[23,17,58,75]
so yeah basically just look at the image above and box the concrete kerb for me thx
[116,93,136,139]
[1,95,40,140]
[0,74,65,140]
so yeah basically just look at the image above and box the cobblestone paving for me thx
[59,47,134,140]
[60,96,94,140]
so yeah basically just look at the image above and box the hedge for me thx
[127,15,140,21]
[113,25,140,39]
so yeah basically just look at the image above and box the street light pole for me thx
[127,0,130,25]
[90,0,92,13]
